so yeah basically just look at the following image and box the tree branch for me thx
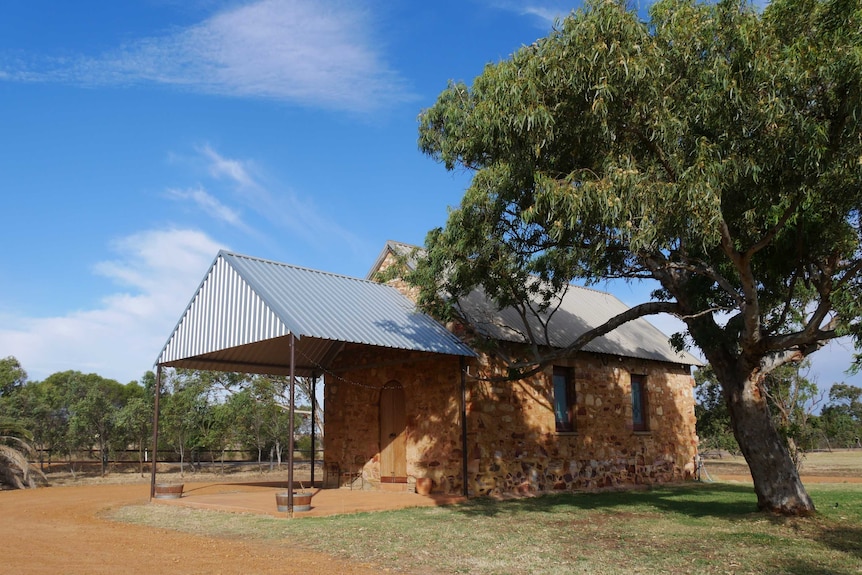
[719,219,762,350]
[506,300,685,377]
[744,196,803,259]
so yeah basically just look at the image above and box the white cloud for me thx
[200,145,256,190]
[1,0,411,112]
[166,185,246,228]
[521,5,567,24]
[486,1,573,27]
[194,144,364,249]
[0,229,224,383]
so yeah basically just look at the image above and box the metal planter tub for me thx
[276,491,313,512]
[153,483,184,499]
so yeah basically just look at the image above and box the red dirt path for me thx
[0,482,392,575]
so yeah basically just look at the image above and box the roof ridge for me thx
[377,242,622,298]
[221,250,391,286]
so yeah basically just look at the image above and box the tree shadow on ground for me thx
[450,482,758,518]
[447,483,862,573]
[816,525,862,560]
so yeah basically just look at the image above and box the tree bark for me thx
[721,366,815,515]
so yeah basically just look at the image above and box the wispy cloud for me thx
[485,1,574,27]
[166,185,246,228]
[192,144,363,249]
[200,145,256,190]
[0,0,412,112]
[0,229,224,382]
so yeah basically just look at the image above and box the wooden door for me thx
[379,382,407,482]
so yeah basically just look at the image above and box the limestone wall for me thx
[326,247,699,495]
[323,344,466,493]
[464,352,698,496]
[324,343,698,496]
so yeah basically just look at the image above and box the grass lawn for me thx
[111,482,862,574]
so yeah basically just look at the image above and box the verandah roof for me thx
[155,250,476,376]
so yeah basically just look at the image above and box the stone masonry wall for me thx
[465,351,698,496]
[324,342,698,496]
[324,248,699,495]
[324,344,466,493]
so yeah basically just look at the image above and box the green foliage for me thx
[416,0,862,365]
[820,383,862,447]
[0,361,314,474]
[416,0,861,512]
[694,367,738,453]
[160,370,212,472]
[0,356,27,397]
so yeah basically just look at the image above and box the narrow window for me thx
[631,374,648,432]
[553,366,575,432]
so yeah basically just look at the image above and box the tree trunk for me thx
[100,442,108,477]
[723,369,815,515]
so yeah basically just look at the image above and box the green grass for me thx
[110,483,862,575]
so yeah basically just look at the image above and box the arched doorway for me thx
[379,381,406,483]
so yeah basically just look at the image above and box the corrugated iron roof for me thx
[156,250,475,375]
[370,241,701,366]
[456,284,702,365]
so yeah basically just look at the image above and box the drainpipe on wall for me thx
[460,357,468,498]
[310,373,317,486]
[287,332,296,516]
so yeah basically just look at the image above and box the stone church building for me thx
[323,241,700,497]
[156,241,700,499]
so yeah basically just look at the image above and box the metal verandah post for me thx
[310,373,317,487]
[460,357,468,498]
[149,365,163,500]
[287,333,296,516]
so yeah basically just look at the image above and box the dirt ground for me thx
[0,466,393,575]
[701,450,862,484]
[2,453,859,575]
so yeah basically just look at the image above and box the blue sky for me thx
[0,0,858,395]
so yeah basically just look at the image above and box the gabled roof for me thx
[370,241,701,367]
[157,250,475,376]
[456,286,702,366]
[366,240,420,280]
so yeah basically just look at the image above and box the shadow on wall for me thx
[323,341,696,497]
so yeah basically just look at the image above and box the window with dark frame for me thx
[553,366,575,432]
[631,374,648,432]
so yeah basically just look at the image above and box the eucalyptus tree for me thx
[115,396,152,475]
[9,380,70,467]
[160,370,211,476]
[694,367,737,453]
[761,364,823,461]
[820,383,862,447]
[66,374,128,476]
[0,356,27,397]
[230,377,280,471]
[415,0,861,514]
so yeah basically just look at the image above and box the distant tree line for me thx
[696,362,862,463]
[0,356,315,485]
